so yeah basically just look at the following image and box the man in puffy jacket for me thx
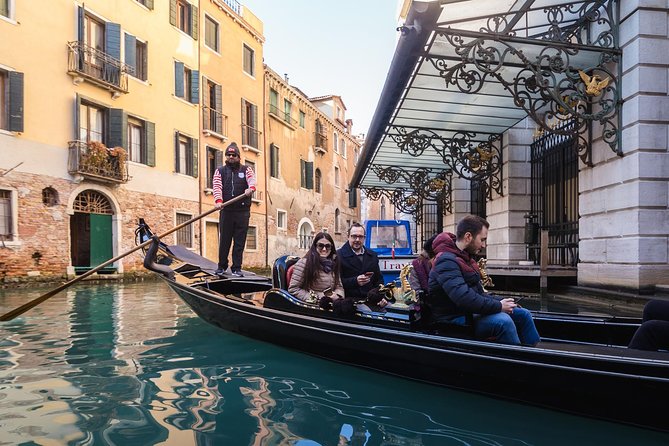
[428,215,540,346]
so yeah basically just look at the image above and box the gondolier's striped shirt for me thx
[212,165,257,204]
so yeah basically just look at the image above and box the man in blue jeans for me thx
[427,215,540,346]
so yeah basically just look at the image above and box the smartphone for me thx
[323,287,333,296]
[364,272,374,277]
[514,296,525,303]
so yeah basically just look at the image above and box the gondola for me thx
[137,222,669,432]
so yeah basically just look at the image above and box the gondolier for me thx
[213,142,256,277]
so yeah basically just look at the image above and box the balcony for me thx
[314,131,328,153]
[68,141,129,184]
[241,124,260,152]
[268,103,298,129]
[67,41,133,95]
[203,106,228,140]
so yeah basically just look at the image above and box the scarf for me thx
[431,232,479,274]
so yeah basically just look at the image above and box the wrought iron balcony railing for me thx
[315,131,328,151]
[67,41,133,94]
[268,103,298,128]
[241,124,259,150]
[203,106,228,137]
[68,140,129,184]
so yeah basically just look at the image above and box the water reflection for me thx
[0,282,667,446]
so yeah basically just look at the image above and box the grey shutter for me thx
[8,72,24,133]
[108,109,127,149]
[74,94,81,139]
[174,131,180,172]
[174,61,184,97]
[190,69,199,104]
[169,0,177,26]
[77,7,84,70]
[145,121,156,166]
[305,162,314,189]
[214,84,222,133]
[190,4,199,40]
[105,23,121,60]
[349,188,357,208]
[191,138,199,178]
[201,76,209,107]
[124,33,136,73]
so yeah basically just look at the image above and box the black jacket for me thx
[337,242,382,299]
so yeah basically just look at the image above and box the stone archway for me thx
[69,189,115,274]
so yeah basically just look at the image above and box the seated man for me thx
[628,299,669,351]
[337,223,387,307]
[428,215,540,346]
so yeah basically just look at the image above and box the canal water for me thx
[1,281,667,445]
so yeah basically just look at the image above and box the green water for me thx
[0,282,667,445]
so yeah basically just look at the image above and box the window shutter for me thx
[241,99,247,125]
[169,0,177,26]
[108,109,127,149]
[174,131,180,172]
[251,102,258,129]
[191,138,199,178]
[174,61,184,97]
[146,0,154,10]
[8,72,24,133]
[306,161,314,190]
[74,94,81,139]
[145,121,156,166]
[124,33,137,73]
[214,84,222,133]
[201,76,209,106]
[190,69,199,104]
[215,148,223,168]
[77,7,84,70]
[349,188,357,208]
[105,23,121,60]
[190,4,199,40]
[300,159,305,187]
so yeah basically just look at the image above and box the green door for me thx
[89,213,112,266]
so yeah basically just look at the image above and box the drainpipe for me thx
[262,67,270,267]
[197,0,204,255]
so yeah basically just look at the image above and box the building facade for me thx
[264,67,362,263]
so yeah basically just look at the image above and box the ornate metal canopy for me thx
[352,0,621,217]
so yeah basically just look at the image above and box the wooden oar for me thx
[0,193,248,321]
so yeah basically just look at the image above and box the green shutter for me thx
[191,138,199,178]
[108,109,127,149]
[190,69,199,104]
[8,71,24,133]
[349,188,357,208]
[169,0,177,26]
[305,161,313,190]
[174,61,184,97]
[174,131,180,172]
[145,121,156,166]
[190,4,199,40]
[214,84,222,133]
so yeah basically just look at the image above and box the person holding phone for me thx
[289,232,345,305]
[337,223,386,306]
[428,215,540,346]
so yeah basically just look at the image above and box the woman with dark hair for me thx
[408,234,437,294]
[289,232,345,304]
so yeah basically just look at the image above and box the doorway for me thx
[70,190,115,273]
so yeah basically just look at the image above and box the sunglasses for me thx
[226,153,239,157]
[316,243,332,250]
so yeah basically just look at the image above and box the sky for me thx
[241,0,400,137]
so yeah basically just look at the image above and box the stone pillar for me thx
[578,1,669,292]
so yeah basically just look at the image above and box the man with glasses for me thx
[213,142,256,277]
[337,223,384,302]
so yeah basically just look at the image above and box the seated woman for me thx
[628,299,669,351]
[408,234,437,294]
[289,232,345,305]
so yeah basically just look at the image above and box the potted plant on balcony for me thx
[108,146,127,178]
[81,141,112,175]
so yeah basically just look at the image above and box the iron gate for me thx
[528,122,579,266]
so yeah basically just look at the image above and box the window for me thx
[246,226,257,250]
[283,99,292,124]
[341,139,346,157]
[298,222,313,249]
[0,190,13,241]
[79,102,105,143]
[125,34,148,81]
[299,110,305,128]
[269,88,279,115]
[315,168,322,193]
[335,209,340,234]
[174,61,199,104]
[206,146,222,189]
[333,132,338,153]
[127,117,144,163]
[241,99,258,148]
[175,131,198,177]
[170,0,197,39]
[203,78,223,134]
[300,159,313,189]
[42,187,59,207]
[243,44,255,76]
[175,212,193,248]
[1,0,11,18]
[270,143,280,178]
[204,15,219,52]
[334,166,340,187]
[277,210,287,230]
[134,0,154,9]
[0,69,23,132]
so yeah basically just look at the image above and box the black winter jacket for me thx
[337,242,382,299]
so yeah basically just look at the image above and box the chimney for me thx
[284,73,289,83]
[345,119,353,134]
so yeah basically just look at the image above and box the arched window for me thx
[298,221,313,249]
[335,208,340,233]
[42,187,59,207]
[333,132,338,153]
[315,168,322,193]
